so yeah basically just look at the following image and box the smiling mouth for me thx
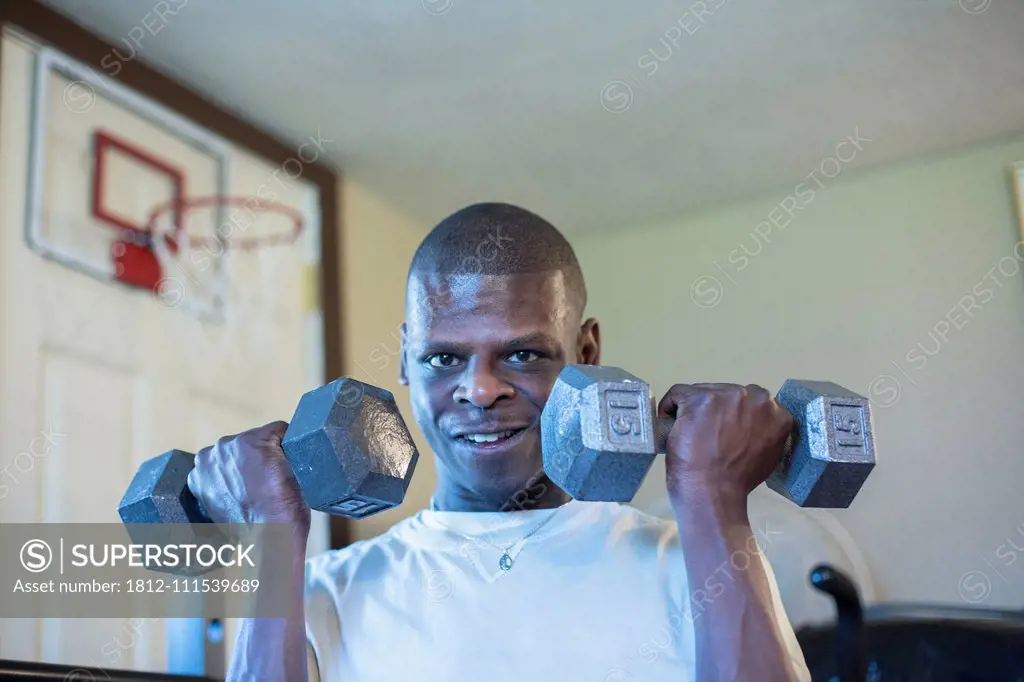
[455,427,528,447]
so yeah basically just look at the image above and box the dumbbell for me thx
[118,377,419,572]
[540,365,875,508]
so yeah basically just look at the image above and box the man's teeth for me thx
[464,431,516,443]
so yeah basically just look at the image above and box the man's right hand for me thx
[187,421,311,534]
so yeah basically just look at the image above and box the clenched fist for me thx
[186,421,311,533]
[658,383,792,505]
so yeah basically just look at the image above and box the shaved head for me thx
[407,202,587,318]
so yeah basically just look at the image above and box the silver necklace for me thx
[429,499,564,572]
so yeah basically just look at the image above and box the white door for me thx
[0,30,329,675]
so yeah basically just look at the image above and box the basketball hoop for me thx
[145,196,304,253]
[144,194,307,366]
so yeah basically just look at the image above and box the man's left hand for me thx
[657,383,792,508]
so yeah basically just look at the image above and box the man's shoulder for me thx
[608,502,678,531]
[304,514,420,588]
[600,502,682,551]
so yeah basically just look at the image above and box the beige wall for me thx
[338,132,1024,609]
[338,179,436,540]
[571,131,1024,608]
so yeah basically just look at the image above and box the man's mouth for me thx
[454,427,529,450]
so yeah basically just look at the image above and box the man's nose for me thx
[455,361,515,408]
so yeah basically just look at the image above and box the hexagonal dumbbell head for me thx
[119,450,209,526]
[768,380,876,508]
[541,365,661,501]
[118,449,227,574]
[283,377,419,518]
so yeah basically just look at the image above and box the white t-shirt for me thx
[304,499,811,682]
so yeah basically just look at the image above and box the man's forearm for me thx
[227,547,310,682]
[672,485,800,682]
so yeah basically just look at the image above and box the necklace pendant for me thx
[499,553,514,571]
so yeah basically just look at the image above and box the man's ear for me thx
[577,317,601,366]
[398,322,409,385]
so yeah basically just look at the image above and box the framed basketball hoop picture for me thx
[25,43,313,331]
[26,45,235,320]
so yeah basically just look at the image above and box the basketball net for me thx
[147,197,304,366]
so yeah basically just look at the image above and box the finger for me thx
[744,384,771,399]
[186,465,203,502]
[188,445,216,507]
[658,382,747,418]
[657,384,704,419]
[215,432,242,450]
[771,400,796,439]
[261,420,289,440]
[691,382,743,391]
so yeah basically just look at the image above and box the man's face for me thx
[400,270,598,506]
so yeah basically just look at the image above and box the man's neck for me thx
[432,473,571,512]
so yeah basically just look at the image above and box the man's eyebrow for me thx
[416,332,561,355]
[500,333,561,350]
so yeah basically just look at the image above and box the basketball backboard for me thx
[27,46,230,318]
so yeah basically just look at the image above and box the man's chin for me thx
[446,436,546,501]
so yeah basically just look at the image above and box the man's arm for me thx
[226,539,311,682]
[184,422,317,682]
[658,383,809,682]
[673,484,807,682]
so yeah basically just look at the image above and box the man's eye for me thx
[507,351,540,364]
[427,354,460,368]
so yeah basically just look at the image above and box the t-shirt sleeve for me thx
[304,553,344,682]
[760,551,813,682]
[306,641,321,682]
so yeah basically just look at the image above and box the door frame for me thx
[0,0,350,550]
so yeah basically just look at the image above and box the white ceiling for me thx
[41,0,1024,234]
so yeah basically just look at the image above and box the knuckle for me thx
[746,383,769,397]
[194,446,213,468]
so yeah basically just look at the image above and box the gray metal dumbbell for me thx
[540,365,875,508]
[118,377,419,573]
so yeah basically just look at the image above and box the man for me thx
[190,203,811,681]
